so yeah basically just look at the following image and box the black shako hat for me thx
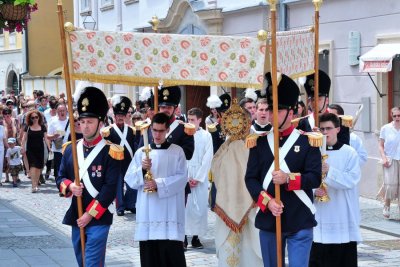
[76,86,108,121]
[216,93,231,112]
[158,86,181,106]
[265,72,299,111]
[112,95,132,115]
[304,69,331,98]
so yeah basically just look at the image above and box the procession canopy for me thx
[65,26,315,89]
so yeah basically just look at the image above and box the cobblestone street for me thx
[1,176,400,266]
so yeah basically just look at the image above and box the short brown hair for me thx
[256,98,268,109]
[187,107,203,119]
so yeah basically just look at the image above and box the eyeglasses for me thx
[31,116,39,119]
[320,127,335,132]
[392,114,400,118]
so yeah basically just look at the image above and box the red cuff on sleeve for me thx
[286,173,301,191]
[60,180,73,198]
[257,191,273,212]
[86,199,107,220]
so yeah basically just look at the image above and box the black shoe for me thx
[183,235,188,252]
[39,175,45,184]
[129,208,136,214]
[191,236,203,249]
[45,174,50,180]
[13,183,18,188]
[17,178,21,183]
[117,210,125,216]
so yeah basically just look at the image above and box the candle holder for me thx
[316,154,330,202]
[142,145,157,193]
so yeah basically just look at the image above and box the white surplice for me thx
[124,143,188,242]
[185,128,213,236]
[314,144,362,244]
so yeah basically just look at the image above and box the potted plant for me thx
[0,0,38,32]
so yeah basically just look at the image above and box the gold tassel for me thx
[100,126,111,138]
[207,123,217,133]
[291,117,301,128]
[339,115,353,128]
[208,171,214,183]
[245,134,259,149]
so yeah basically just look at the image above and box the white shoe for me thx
[383,206,390,218]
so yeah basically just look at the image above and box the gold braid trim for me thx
[71,73,263,89]
[213,202,257,233]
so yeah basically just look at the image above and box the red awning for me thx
[359,44,400,73]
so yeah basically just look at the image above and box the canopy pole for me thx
[313,0,322,127]
[268,1,282,266]
[57,1,85,265]
[149,16,160,113]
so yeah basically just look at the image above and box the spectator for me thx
[38,96,49,113]
[296,100,307,118]
[125,106,134,126]
[175,104,187,122]
[47,103,68,180]
[3,107,19,182]
[378,106,400,219]
[21,110,50,193]
[0,115,6,186]
[239,97,257,121]
[6,137,22,188]
[205,107,219,126]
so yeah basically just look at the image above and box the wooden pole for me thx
[57,1,85,265]
[313,0,323,127]
[149,16,160,113]
[268,1,282,266]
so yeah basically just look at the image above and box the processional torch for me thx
[138,122,157,193]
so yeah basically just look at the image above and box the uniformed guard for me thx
[245,72,322,267]
[157,85,195,160]
[56,86,123,267]
[101,95,138,216]
[296,70,350,145]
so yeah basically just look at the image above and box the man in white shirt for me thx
[184,108,213,250]
[125,113,187,267]
[47,103,68,179]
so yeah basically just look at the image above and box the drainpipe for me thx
[279,2,288,31]
[19,26,29,95]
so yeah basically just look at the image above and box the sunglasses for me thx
[31,116,39,119]
[392,114,400,118]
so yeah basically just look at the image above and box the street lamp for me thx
[83,11,96,30]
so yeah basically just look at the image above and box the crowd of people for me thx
[1,68,398,267]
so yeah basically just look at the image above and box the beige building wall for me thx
[28,0,74,76]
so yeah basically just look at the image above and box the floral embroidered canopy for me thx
[67,28,314,88]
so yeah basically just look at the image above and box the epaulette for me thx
[339,115,353,128]
[207,123,217,133]
[245,133,259,149]
[106,141,124,160]
[128,125,137,133]
[62,141,72,155]
[101,126,111,138]
[303,132,323,147]
[291,117,302,128]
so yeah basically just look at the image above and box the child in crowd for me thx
[6,138,22,187]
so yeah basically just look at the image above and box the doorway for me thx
[185,86,210,129]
